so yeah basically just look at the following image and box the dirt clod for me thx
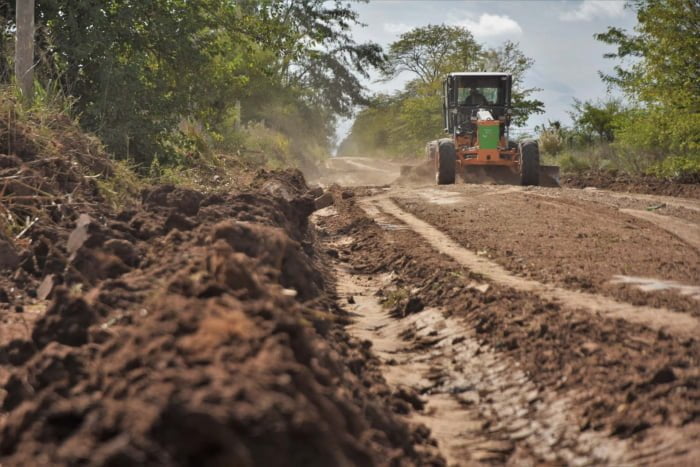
[315,192,334,210]
[0,237,20,270]
[649,366,676,385]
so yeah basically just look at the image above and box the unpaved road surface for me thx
[1,146,699,465]
[313,158,700,465]
[316,157,408,187]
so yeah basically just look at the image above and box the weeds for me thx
[381,288,409,309]
[647,155,700,183]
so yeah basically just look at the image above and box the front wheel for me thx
[519,139,540,186]
[436,140,456,185]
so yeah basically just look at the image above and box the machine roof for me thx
[447,72,511,77]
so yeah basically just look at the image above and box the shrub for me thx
[538,127,564,156]
[559,153,592,174]
[647,155,700,182]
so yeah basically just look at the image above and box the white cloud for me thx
[383,22,413,35]
[452,13,523,38]
[560,0,626,22]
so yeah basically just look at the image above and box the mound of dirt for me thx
[0,97,123,316]
[563,172,700,199]
[0,164,441,465]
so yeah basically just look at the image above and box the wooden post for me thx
[15,0,35,101]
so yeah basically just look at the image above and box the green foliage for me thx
[1,0,385,169]
[0,85,142,215]
[381,24,482,84]
[537,121,565,156]
[97,159,145,210]
[646,155,700,181]
[238,122,292,169]
[612,105,700,158]
[569,98,625,143]
[480,41,543,126]
[595,0,699,159]
[336,93,401,158]
[559,153,592,174]
[552,0,700,180]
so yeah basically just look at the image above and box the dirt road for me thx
[315,157,408,186]
[1,147,698,465]
[314,158,700,465]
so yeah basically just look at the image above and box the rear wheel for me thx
[436,140,456,185]
[520,139,540,186]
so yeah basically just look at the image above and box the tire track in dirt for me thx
[361,196,700,339]
[336,265,633,466]
[577,188,700,213]
[318,190,700,465]
[506,186,700,252]
[619,208,700,252]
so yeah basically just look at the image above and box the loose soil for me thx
[0,162,442,465]
[391,185,700,316]
[563,172,700,199]
[314,189,700,464]
[4,145,700,465]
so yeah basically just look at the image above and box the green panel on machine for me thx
[477,124,500,150]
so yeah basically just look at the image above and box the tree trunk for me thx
[15,0,35,102]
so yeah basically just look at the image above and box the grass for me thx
[96,159,145,210]
[543,142,676,177]
[381,288,409,309]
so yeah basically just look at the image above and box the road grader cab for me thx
[426,72,559,186]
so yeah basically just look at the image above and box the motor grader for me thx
[426,72,559,186]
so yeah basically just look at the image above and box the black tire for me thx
[519,139,540,186]
[436,140,456,185]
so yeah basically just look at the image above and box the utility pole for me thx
[15,0,35,102]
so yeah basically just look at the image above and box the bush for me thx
[559,153,592,174]
[538,128,564,156]
[647,155,700,182]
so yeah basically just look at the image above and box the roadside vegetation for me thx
[0,1,385,179]
[1,0,697,188]
[527,0,699,182]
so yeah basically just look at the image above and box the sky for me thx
[336,0,638,144]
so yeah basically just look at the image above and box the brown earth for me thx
[3,141,700,466]
[391,185,700,316]
[0,131,443,466]
[563,171,700,199]
[313,186,700,464]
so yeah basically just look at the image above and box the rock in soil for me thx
[314,192,334,210]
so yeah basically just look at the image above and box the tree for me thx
[595,0,699,155]
[1,0,385,166]
[569,98,625,143]
[240,0,385,117]
[383,27,542,125]
[0,2,15,82]
[381,24,481,85]
[596,0,699,110]
[14,0,34,100]
[341,26,544,158]
[478,41,544,126]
